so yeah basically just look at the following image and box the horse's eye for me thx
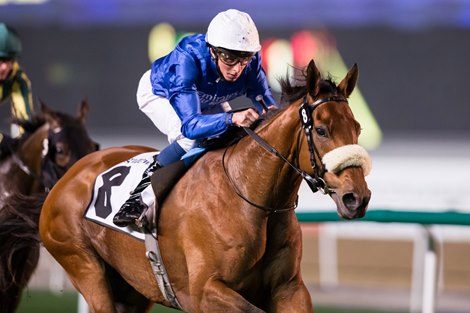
[315,127,327,137]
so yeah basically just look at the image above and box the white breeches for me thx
[136,70,194,152]
[136,70,231,152]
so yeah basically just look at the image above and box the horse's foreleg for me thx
[47,248,118,313]
[269,280,313,313]
[198,279,266,313]
[49,244,153,313]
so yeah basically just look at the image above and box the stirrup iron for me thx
[135,205,150,228]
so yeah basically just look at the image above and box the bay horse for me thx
[0,100,99,313]
[39,60,371,313]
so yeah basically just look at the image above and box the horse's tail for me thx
[0,193,45,313]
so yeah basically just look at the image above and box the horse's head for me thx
[282,60,371,219]
[40,99,100,190]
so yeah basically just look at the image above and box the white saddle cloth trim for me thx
[84,151,159,240]
[322,144,372,176]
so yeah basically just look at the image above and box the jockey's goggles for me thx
[213,47,254,66]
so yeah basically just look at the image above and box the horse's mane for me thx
[278,67,339,105]
[252,68,339,132]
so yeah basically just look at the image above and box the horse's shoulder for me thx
[181,150,223,185]
[200,149,224,164]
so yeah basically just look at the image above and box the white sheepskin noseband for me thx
[322,144,372,176]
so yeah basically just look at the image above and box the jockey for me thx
[113,9,277,227]
[0,23,34,156]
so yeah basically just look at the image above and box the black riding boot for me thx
[113,159,161,227]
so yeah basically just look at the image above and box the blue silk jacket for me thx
[150,34,276,140]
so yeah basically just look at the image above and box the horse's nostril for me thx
[342,193,359,210]
[343,192,370,218]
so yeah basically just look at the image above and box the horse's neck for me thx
[229,105,303,210]
[18,125,48,176]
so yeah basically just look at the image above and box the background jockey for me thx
[0,23,34,155]
[113,9,277,227]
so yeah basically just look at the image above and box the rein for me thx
[222,95,348,214]
[9,139,57,193]
[10,151,36,178]
[222,145,298,214]
[6,138,38,179]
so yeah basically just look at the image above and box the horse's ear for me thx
[337,63,358,98]
[39,98,50,116]
[306,59,321,98]
[78,99,89,124]
[40,99,60,128]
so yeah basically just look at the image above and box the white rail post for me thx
[78,293,89,313]
[421,226,438,313]
[318,223,339,289]
[410,226,427,313]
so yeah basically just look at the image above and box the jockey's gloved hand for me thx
[266,104,278,111]
[231,108,259,128]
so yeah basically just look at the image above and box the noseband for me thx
[222,95,348,214]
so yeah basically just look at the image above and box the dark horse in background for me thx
[21,60,369,312]
[0,100,99,313]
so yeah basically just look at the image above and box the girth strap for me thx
[139,160,189,310]
[142,206,182,310]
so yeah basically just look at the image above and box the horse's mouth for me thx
[330,190,371,220]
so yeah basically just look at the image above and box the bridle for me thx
[40,128,74,192]
[297,95,348,193]
[222,94,348,214]
[9,126,95,193]
[8,128,66,193]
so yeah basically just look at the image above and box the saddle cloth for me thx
[84,151,159,240]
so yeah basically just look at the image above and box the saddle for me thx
[150,160,187,214]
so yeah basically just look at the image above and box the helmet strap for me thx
[209,47,225,81]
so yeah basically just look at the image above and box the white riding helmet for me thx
[206,9,261,53]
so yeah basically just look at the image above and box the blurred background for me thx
[1,0,470,143]
[2,0,470,312]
